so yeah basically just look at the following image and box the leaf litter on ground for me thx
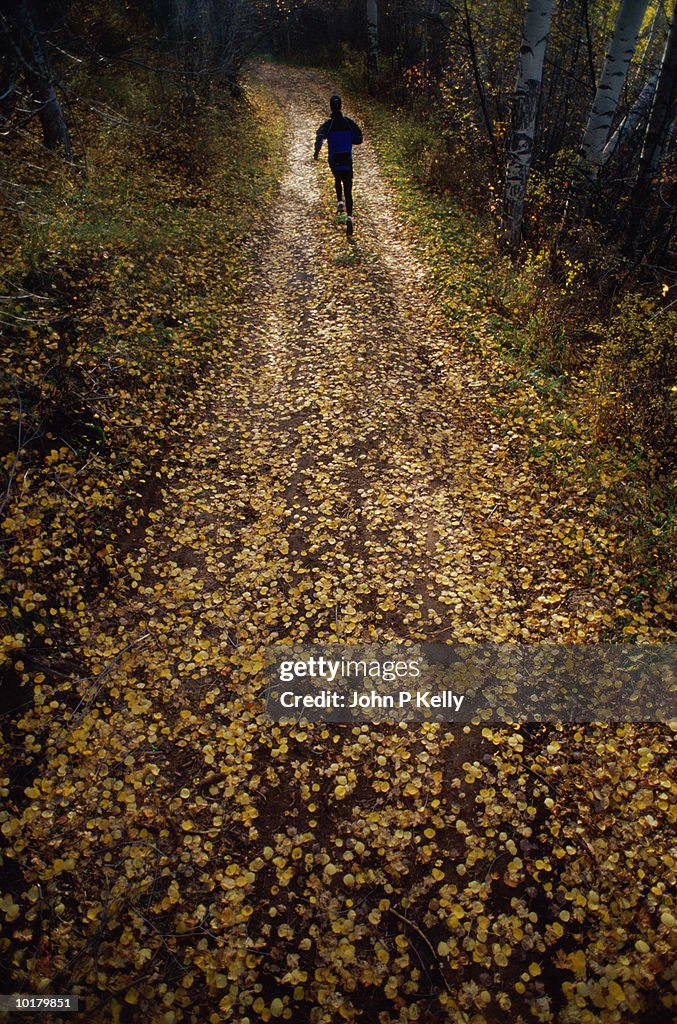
[0,64,675,1024]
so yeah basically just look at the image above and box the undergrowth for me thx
[0,69,286,703]
[351,96,675,638]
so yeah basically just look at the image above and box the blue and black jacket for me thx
[314,113,363,169]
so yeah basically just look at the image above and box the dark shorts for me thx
[332,166,353,190]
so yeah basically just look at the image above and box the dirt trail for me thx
[116,64,606,653]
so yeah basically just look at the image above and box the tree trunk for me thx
[14,0,71,154]
[501,0,555,252]
[366,0,378,90]
[423,0,442,84]
[578,0,649,177]
[635,5,677,183]
[600,71,658,165]
[627,5,677,249]
[463,0,500,168]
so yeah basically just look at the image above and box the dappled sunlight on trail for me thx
[130,66,629,652]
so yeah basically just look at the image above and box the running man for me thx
[314,94,363,237]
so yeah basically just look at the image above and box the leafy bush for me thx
[591,295,677,454]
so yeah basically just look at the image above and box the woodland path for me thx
[14,65,673,1024]
[119,63,614,651]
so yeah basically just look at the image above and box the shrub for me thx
[590,294,677,454]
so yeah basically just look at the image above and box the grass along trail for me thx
[2,65,674,1024]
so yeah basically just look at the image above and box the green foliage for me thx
[393,113,443,187]
[523,150,577,249]
[591,295,677,454]
[84,66,171,121]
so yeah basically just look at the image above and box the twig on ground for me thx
[71,633,151,724]
[387,906,469,1019]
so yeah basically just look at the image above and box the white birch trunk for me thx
[366,0,379,87]
[626,8,676,250]
[578,0,649,176]
[600,71,658,164]
[501,0,555,251]
[636,6,677,181]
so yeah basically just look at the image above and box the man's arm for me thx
[349,119,363,145]
[314,120,329,159]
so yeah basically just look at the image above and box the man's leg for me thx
[333,170,343,204]
[342,169,354,236]
[342,169,354,215]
